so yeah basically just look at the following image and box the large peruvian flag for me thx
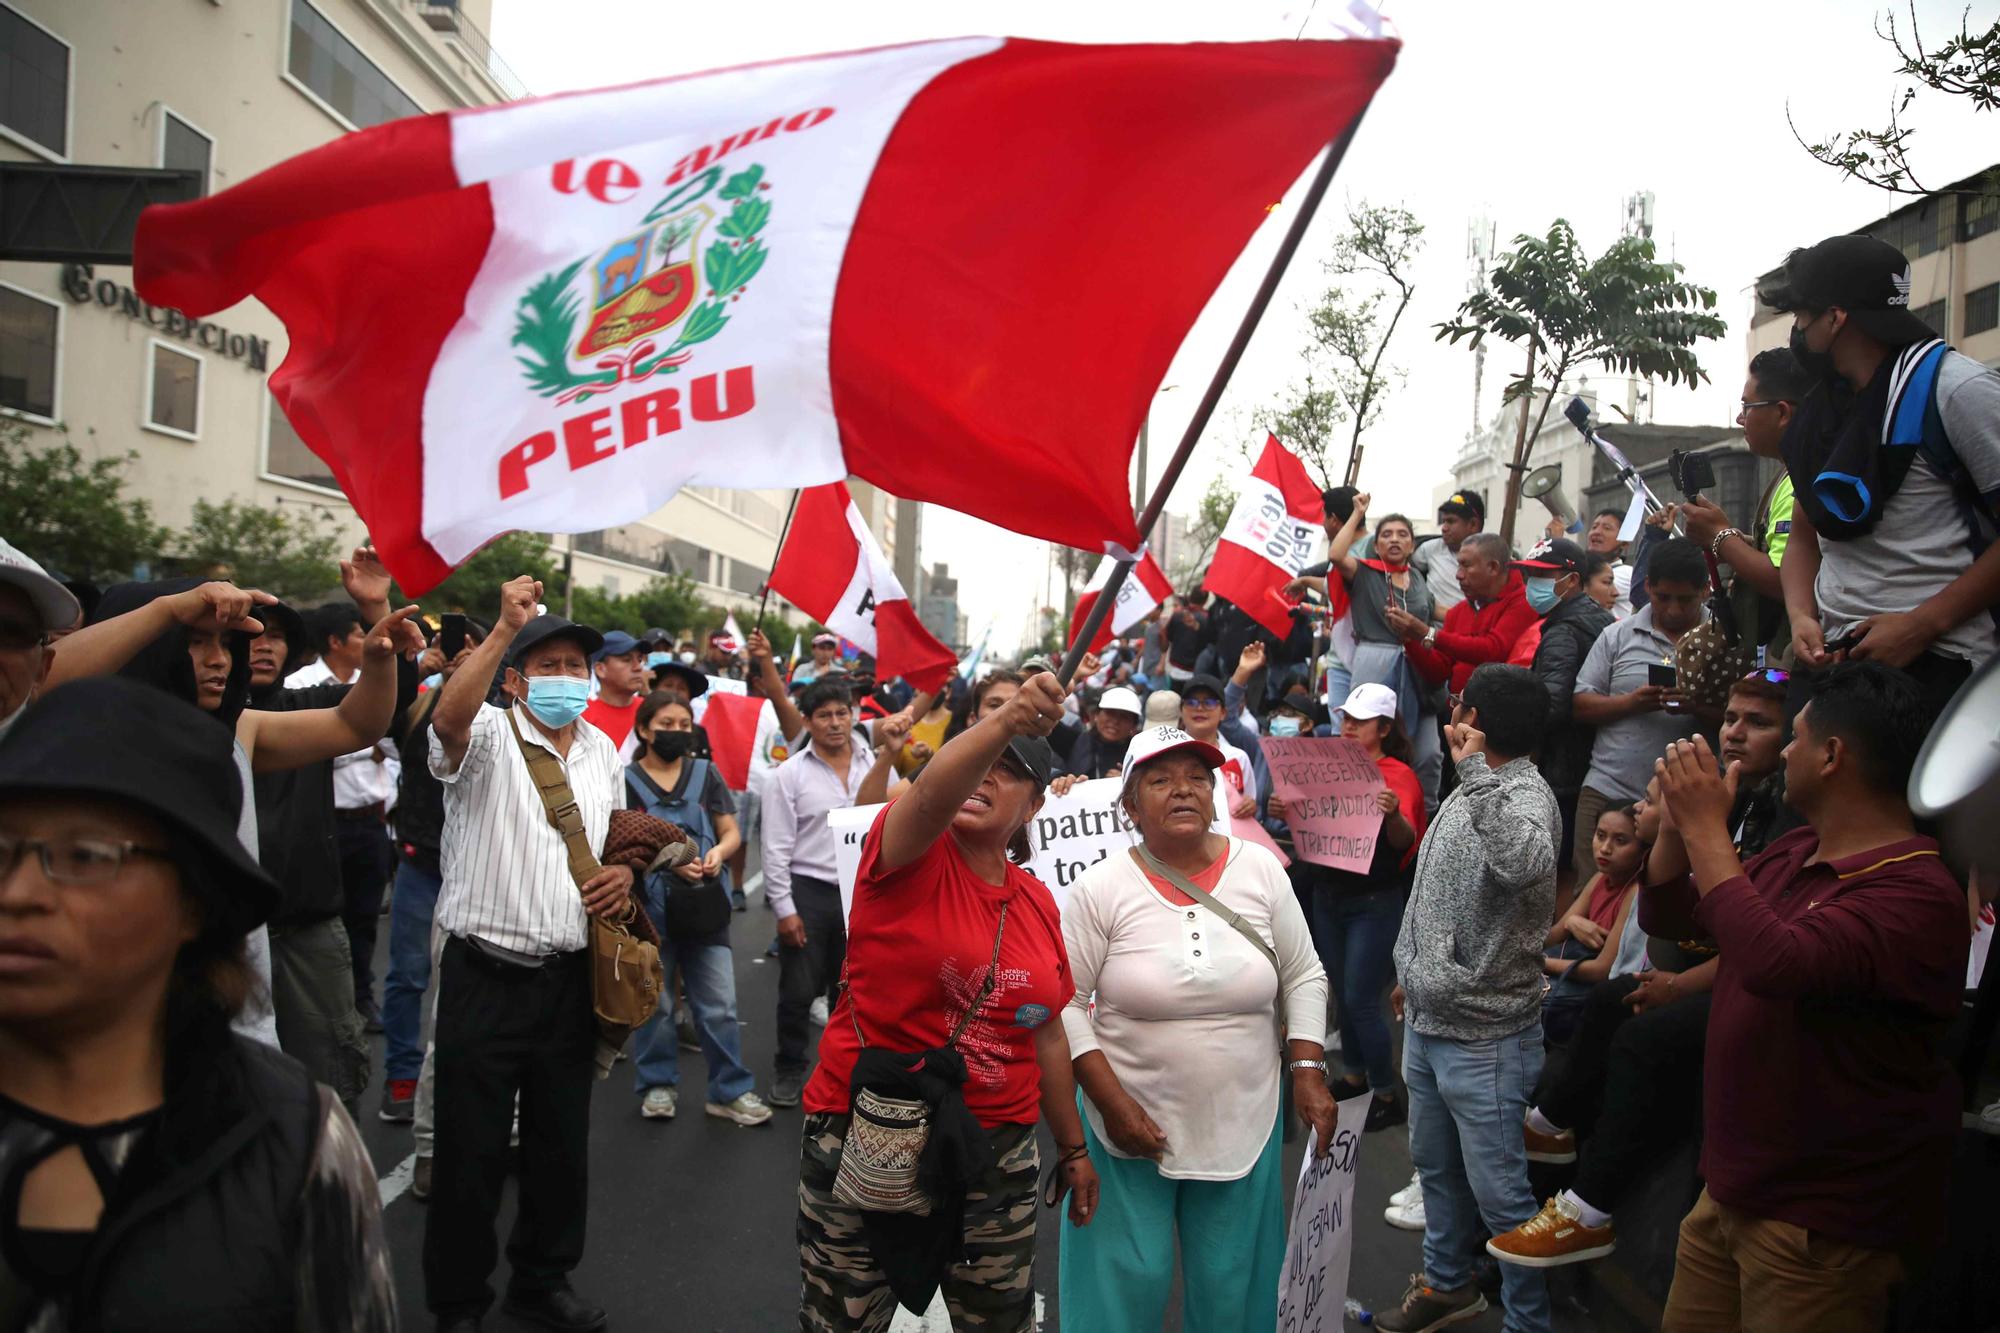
[1203,434,1326,638]
[132,37,1394,592]
[767,482,958,692]
[1069,551,1178,654]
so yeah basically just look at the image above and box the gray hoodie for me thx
[1393,754,1560,1041]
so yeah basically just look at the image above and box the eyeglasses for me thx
[0,833,174,885]
[0,618,47,652]
[1181,696,1221,710]
[1736,399,1780,420]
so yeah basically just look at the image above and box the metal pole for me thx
[561,533,575,620]
[1056,100,1375,686]
[754,488,803,635]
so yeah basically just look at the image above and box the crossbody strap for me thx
[1131,844,1277,975]
[506,709,601,892]
[847,899,1011,1052]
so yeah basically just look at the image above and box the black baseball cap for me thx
[1438,489,1485,521]
[1514,537,1587,577]
[1000,735,1056,792]
[1181,673,1226,703]
[1262,684,1329,727]
[1755,234,1938,346]
[508,613,604,667]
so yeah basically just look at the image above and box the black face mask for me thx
[649,730,697,761]
[1789,323,1837,385]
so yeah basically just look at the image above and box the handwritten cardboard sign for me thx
[1260,736,1386,874]
[1277,1094,1368,1333]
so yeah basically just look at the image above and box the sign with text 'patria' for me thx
[61,263,269,371]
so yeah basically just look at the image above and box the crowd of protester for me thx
[0,230,1994,1333]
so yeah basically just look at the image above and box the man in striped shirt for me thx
[423,575,632,1333]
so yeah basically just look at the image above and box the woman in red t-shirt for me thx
[797,672,1098,1332]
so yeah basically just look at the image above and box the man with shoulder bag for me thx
[423,575,646,1333]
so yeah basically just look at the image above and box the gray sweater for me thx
[1393,755,1560,1041]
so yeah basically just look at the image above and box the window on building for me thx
[0,5,68,158]
[1967,282,2000,339]
[0,284,56,420]
[726,559,767,596]
[146,343,201,438]
[160,110,212,196]
[287,0,421,129]
[666,538,710,582]
[264,392,336,487]
[1962,178,2000,242]
[1911,298,1949,339]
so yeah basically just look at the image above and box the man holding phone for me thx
[1567,538,1711,888]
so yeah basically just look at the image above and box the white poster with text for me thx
[1277,1094,1368,1333]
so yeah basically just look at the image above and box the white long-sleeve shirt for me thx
[1062,839,1326,1180]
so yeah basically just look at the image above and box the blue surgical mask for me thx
[645,651,671,669]
[523,675,590,728]
[1524,576,1562,614]
[1268,715,1305,738]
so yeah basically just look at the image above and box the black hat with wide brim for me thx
[0,677,278,935]
[648,660,709,699]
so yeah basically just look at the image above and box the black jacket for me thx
[395,693,447,874]
[1530,594,1615,796]
[1055,725,1130,780]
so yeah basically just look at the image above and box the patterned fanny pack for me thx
[831,900,1009,1216]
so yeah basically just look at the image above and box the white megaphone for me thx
[1909,655,2000,884]
[1521,463,1577,527]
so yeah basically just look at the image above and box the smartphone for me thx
[1647,662,1678,689]
[440,613,467,659]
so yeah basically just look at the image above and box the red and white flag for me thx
[1069,551,1177,654]
[132,37,1393,592]
[1203,434,1326,639]
[766,482,957,692]
[699,690,766,793]
[715,613,744,656]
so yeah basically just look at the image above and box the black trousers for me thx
[776,876,847,1076]
[1569,989,1711,1213]
[336,815,395,1014]
[423,935,596,1320]
[1538,974,1645,1134]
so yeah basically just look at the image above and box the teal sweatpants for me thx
[1058,1093,1287,1332]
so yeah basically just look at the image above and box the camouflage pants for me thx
[798,1112,1040,1332]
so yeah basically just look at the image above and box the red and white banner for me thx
[133,38,1394,593]
[1069,551,1177,654]
[766,482,957,692]
[700,690,767,793]
[1203,435,1326,638]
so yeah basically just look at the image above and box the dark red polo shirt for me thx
[1643,827,1968,1248]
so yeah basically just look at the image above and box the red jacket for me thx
[1403,572,1538,692]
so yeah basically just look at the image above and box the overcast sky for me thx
[492,0,1995,654]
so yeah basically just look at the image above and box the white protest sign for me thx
[1277,1094,1369,1333]
[1617,488,1648,543]
[830,777,1191,919]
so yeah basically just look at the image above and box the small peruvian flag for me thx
[1203,434,1326,639]
[766,482,958,692]
[131,36,1394,593]
[1069,551,1177,655]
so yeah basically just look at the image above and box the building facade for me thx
[0,0,850,622]
[917,560,966,650]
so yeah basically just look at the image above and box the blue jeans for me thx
[1312,885,1402,1091]
[382,860,441,1082]
[1404,1024,1550,1333]
[632,929,754,1105]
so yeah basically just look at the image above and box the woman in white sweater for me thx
[1057,724,1334,1333]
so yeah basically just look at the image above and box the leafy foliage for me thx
[176,499,345,602]
[416,531,562,624]
[1173,474,1240,590]
[0,424,171,586]
[1257,202,1424,488]
[1791,4,1998,196]
[1436,219,1726,542]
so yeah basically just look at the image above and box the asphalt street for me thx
[356,877,1642,1332]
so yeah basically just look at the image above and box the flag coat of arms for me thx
[1203,434,1326,639]
[134,36,1395,592]
[766,482,958,692]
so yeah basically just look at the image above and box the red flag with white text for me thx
[1202,434,1326,639]
[130,37,1394,592]
[1069,551,1177,654]
[766,482,958,692]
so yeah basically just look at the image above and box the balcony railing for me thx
[413,1,529,101]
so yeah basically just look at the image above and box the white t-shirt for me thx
[1061,840,1326,1180]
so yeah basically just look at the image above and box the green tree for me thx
[1791,4,1998,196]
[1436,220,1726,545]
[417,531,561,623]
[1259,202,1424,487]
[175,498,345,602]
[1173,474,1239,590]
[568,573,710,638]
[0,423,170,585]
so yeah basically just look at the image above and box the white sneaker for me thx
[809,996,830,1027]
[1385,1190,1426,1231]
[1389,1170,1422,1209]
[641,1087,678,1119]
[707,1092,775,1126]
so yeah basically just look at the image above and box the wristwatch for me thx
[1288,1059,1329,1074]
[1421,627,1437,649]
